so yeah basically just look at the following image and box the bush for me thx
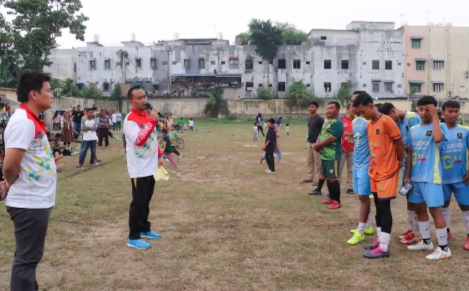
[226,114,237,120]
[286,81,317,107]
[204,88,228,117]
[257,88,273,100]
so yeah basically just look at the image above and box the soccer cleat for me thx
[363,238,380,250]
[425,247,451,260]
[321,197,333,204]
[400,234,422,245]
[308,189,322,196]
[363,246,390,259]
[140,231,162,240]
[328,201,341,209]
[464,237,469,251]
[351,227,374,235]
[447,231,452,239]
[347,232,365,245]
[407,240,434,251]
[398,230,412,240]
[127,239,151,250]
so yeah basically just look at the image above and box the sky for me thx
[3,0,469,48]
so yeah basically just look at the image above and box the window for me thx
[278,82,286,92]
[136,59,141,69]
[268,84,272,87]
[221,61,226,65]
[150,58,157,69]
[372,60,379,70]
[433,83,444,92]
[258,84,263,87]
[245,82,253,91]
[198,58,205,69]
[324,82,331,92]
[372,82,380,93]
[306,61,310,65]
[384,82,393,93]
[184,59,190,68]
[73,63,76,73]
[89,59,95,70]
[162,61,168,66]
[306,84,310,87]
[211,60,216,65]
[411,39,421,49]
[172,61,176,65]
[385,61,392,70]
[416,61,425,71]
[278,59,286,69]
[104,59,110,70]
[324,60,331,69]
[320,36,327,40]
[363,84,367,88]
[102,83,110,92]
[341,60,349,70]
[433,61,444,70]
[258,61,262,64]
[411,84,422,93]
[293,60,301,69]
[229,59,239,69]
[397,84,402,88]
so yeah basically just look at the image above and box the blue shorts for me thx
[353,168,371,196]
[409,182,444,208]
[443,183,469,206]
[254,133,259,138]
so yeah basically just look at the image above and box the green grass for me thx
[0,122,467,290]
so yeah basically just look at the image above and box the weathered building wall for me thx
[401,26,429,95]
[44,48,77,82]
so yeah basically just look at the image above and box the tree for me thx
[3,0,89,71]
[276,22,308,45]
[256,88,273,100]
[248,19,282,62]
[336,81,352,107]
[116,49,130,83]
[50,78,64,97]
[286,81,317,108]
[204,88,227,117]
[236,32,251,45]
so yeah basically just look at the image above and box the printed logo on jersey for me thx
[457,133,463,139]
[376,129,380,135]
[406,125,409,131]
[426,131,432,136]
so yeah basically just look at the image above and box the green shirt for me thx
[178,119,184,126]
[318,117,344,161]
[169,131,179,139]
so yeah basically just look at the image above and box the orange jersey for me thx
[367,114,402,181]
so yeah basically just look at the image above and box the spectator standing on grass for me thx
[124,86,164,250]
[97,109,109,147]
[115,110,122,131]
[61,109,74,152]
[3,71,56,291]
[314,102,344,209]
[72,105,83,140]
[111,110,117,131]
[178,117,184,133]
[76,108,99,168]
[256,113,265,137]
[304,101,325,193]
[189,118,194,131]
[162,128,178,167]
[253,122,259,142]
[285,123,290,138]
[262,118,277,173]
[339,103,355,194]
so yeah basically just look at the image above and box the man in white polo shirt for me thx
[124,86,164,250]
[3,71,56,291]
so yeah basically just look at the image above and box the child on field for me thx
[189,118,194,131]
[48,132,64,172]
[259,126,282,163]
[162,128,178,167]
[253,122,259,142]
[169,125,182,159]
[262,119,277,173]
[285,123,290,138]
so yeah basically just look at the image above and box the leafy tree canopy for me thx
[275,22,308,45]
[286,80,317,107]
[248,19,282,62]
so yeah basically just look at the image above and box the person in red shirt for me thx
[340,103,355,193]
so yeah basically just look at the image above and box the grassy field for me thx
[0,119,468,291]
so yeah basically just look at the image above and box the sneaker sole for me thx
[127,243,151,250]
[140,235,161,240]
[363,254,390,259]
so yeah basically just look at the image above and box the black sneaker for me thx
[308,189,322,196]
[347,189,354,194]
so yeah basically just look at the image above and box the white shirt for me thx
[189,120,194,127]
[124,109,162,178]
[286,126,290,132]
[167,118,174,126]
[253,126,258,133]
[111,113,117,123]
[4,105,57,209]
[82,119,98,141]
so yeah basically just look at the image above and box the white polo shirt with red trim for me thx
[124,109,163,178]
[4,104,57,209]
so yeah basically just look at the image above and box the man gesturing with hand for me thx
[123,86,164,250]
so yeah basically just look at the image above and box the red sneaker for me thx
[398,230,412,240]
[447,231,452,239]
[464,237,469,250]
[321,197,333,204]
[328,200,341,209]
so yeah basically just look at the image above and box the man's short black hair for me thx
[352,92,374,107]
[346,103,353,109]
[127,86,142,100]
[374,103,382,109]
[309,101,319,108]
[16,71,51,103]
[267,118,275,124]
[162,128,168,134]
[352,91,366,96]
[442,100,460,111]
[417,96,438,107]
[55,133,62,138]
[327,101,340,110]
[85,108,93,112]
[378,103,395,115]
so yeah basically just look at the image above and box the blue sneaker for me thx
[140,231,162,239]
[363,246,390,259]
[127,239,151,250]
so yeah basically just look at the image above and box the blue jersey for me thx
[440,125,469,184]
[407,123,447,184]
[352,117,369,170]
[399,111,421,144]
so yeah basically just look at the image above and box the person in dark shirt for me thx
[72,105,83,140]
[262,118,277,173]
[162,128,178,167]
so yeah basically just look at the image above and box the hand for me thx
[313,144,322,152]
[426,104,437,117]
[262,145,266,151]
[150,108,161,121]
[0,181,9,201]
[404,177,410,185]
[158,157,164,168]
[463,172,469,184]
[86,126,91,130]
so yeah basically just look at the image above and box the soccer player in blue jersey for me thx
[379,103,422,244]
[347,91,374,245]
[440,100,469,250]
[405,96,451,260]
